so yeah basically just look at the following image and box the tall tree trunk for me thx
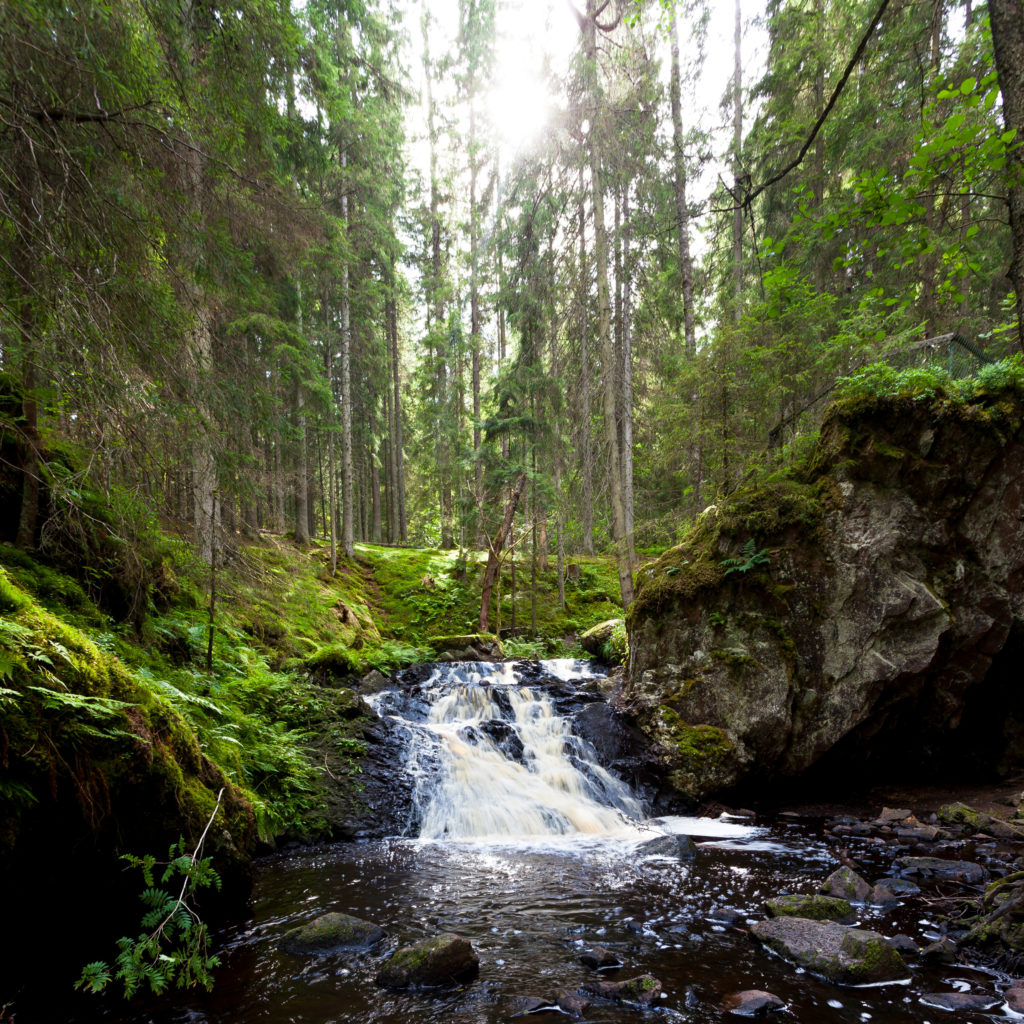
[669,8,697,357]
[990,0,1024,353]
[621,185,636,569]
[386,255,407,543]
[732,0,744,319]
[583,0,633,609]
[479,472,528,632]
[578,180,595,555]
[340,161,355,559]
[470,95,484,545]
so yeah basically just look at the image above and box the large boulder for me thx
[580,619,627,664]
[750,918,909,985]
[627,387,1024,801]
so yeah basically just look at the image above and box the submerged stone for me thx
[895,857,988,883]
[579,945,621,970]
[583,974,663,1006]
[920,992,1001,1011]
[750,918,909,985]
[721,989,786,1016]
[279,912,385,955]
[638,833,698,860]
[375,932,479,989]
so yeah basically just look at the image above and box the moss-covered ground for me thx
[0,532,625,850]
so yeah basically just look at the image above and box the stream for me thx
[17,659,1024,1022]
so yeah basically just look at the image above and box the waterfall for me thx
[374,660,643,841]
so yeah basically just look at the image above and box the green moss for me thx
[659,707,734,765]
[766,894,854,922]
[306,643,362,677]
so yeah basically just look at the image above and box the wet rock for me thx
[985,818,1024,840]
[1005,980,1024,1013]
[579,945,621,970]
[639,833,698,860]
[821,866,871,902]
[886,934,919,957]
[684,985,701,1007]
[476,719,525,762]
[869,884,899,908]
[920,937,958,963]
[896,825,940,843]
[279,912,385,955]
[583,975,663,1006]
[750,918,910,985]
[875,876,920,896]
[937,801,990,831]
[375,933,479,989]
[509,996,558,1017]
[920,992,1000,1011]
[555,990,591,1017]
[765,894,854,923]
[879,807,913,823]
[721,990,786,1016]
[708,905,745,927]
[895,856,988,883]
[829,823,874,837]
[359,669,392,693]
[425,633,504,661]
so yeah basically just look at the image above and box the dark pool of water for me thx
[15,816,1019,1023]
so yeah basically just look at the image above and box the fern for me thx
[720,539,771,576]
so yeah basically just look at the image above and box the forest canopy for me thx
[2,0,1022,611]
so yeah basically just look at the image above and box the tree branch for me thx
[714,0,892,213]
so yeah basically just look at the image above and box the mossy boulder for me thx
[375,932,479,989]
[425,633,503,661]
[765,894,855,923]
[279,912,385,955]
[626,387,1024,801]
[580,618,627,665]
[750,918,909,985]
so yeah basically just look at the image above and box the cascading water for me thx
[371,659,644,841]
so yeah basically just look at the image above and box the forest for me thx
[3,0,1022,609]
[4,0,1024,1018]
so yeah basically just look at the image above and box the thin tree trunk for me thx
[622,185,636,568]
[578,178,595,555]
[294,380,310,544]
[479,472,528,632]
[990,0,1024,353]
[371,443,382,542]
[669,8,697,357]
[733,0,744,319]
[340,152,354,559]
[583,0,633,608]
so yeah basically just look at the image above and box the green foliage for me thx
[601,620,628,665]
[720,540,771,576]
[836,356,1024,403]
[77,828,223,999]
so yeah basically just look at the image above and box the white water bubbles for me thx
[376,659,645,842]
